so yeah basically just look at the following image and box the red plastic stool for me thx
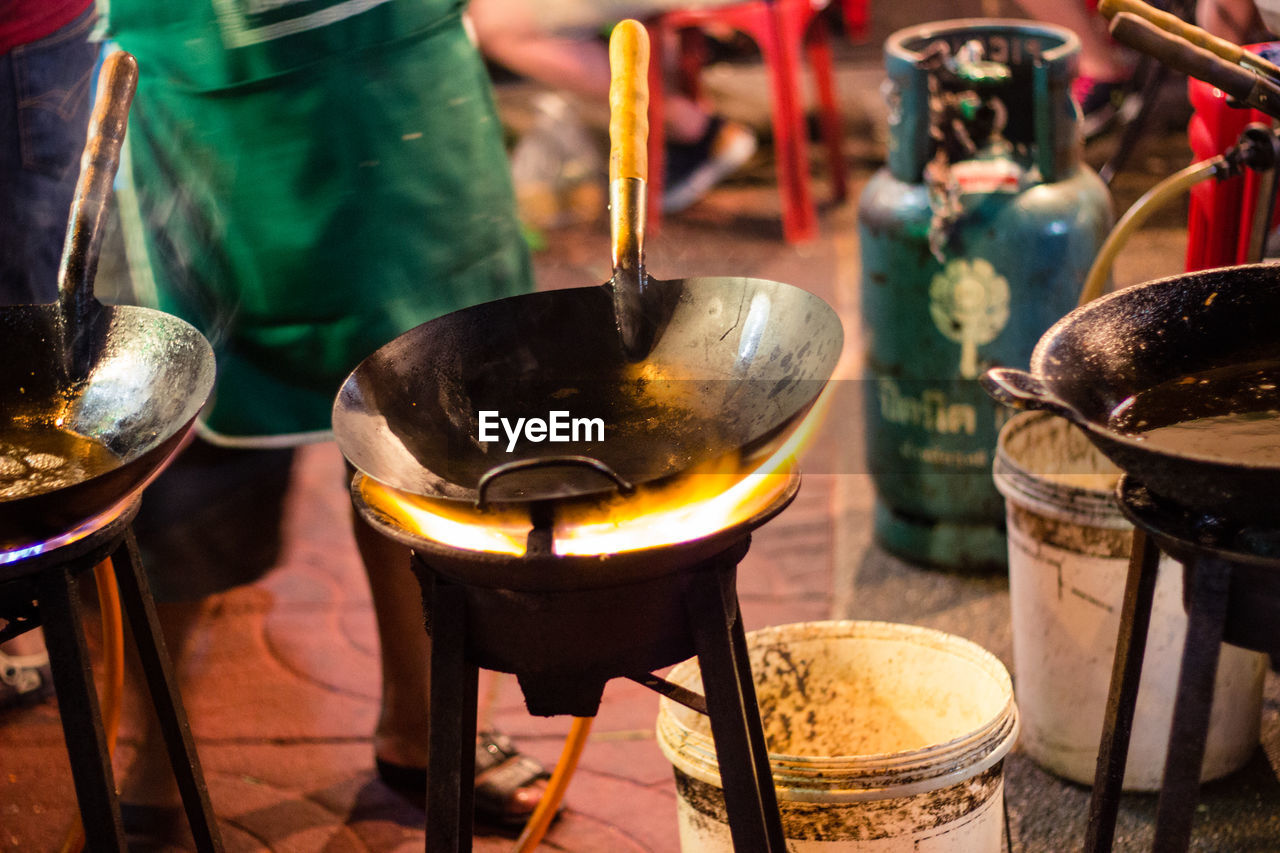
[646,0,866,243]
[1185,42,1280,271]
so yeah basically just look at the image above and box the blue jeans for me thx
[0,8,99,306]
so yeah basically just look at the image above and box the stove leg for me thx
[37,563,128,853]
[1151,555,1232,853]
[1085,527,1161,853]
[425,574,479,853]
[685,567,787,852]
[112,530,223,853]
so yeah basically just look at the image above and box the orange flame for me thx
[359,480,531,556]
[359,385,832,557]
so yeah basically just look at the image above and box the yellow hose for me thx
[513,716,594,852]
[1078,156,1226,307]
[58,558,125,853]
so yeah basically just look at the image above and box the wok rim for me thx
[0,301,216,513]
[332,275,843,506]
[1026,262,1280,475]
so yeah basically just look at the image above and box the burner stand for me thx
[1085,476,1280,853]
[409,535,787,852]
[0,504,221,852]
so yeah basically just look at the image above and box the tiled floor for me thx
[6,18,1280,852]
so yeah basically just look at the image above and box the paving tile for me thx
[0,701,65,748]
[0,744,77,852]
[736,543,832,601]
[117,609,379,743]
[571,731,675,790]
[738,595,833,634]
[542,768,681,852]
[262,605,381,701]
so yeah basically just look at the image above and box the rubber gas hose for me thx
[1078,156,1227,306]
[513,715,594,852]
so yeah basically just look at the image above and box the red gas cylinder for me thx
[1185,43,1280,271]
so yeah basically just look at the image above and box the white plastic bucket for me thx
[655,620,1019,852]
[994,411,1266,790]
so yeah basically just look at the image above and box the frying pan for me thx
[983,264,1280,522]
[0,52,216,546]
[980,5,1280,521]
[333,21,842,507]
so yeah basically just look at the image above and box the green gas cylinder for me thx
[858,20,1112,571]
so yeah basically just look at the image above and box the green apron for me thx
[108,0,533,445]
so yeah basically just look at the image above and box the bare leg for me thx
[348,476,544,818]
[350,507,432,767]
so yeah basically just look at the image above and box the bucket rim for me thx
[656,620,1020,803]
[994,411,1129,528]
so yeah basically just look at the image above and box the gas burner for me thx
[352,467,802,851]
[351,466,799,715]
[0,493,138,567]
[352,468,799,582]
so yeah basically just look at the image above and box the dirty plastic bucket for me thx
[656,620,1019,852]
[994,411,1266,790]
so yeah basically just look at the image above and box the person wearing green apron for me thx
[105,0,547,835]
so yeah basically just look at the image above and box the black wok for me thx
[983,264,1280,522]
[0,52,215,546]
[333,22,842,507]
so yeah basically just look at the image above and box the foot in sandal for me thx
[376,729,560,829]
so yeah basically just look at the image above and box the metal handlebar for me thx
[475,455,635,508]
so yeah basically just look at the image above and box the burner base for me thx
[415,538,749,717]
[412,535,788,852]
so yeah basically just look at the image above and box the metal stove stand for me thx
[413,536,788,852]
[0,503,221,852]
[1086,476,1280,853]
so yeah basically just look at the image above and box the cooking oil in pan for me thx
[1109,359,1280,464]
[0,422,122,500]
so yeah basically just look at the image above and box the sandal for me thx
[473,729,555,829]
[375,730,560,830]
[0,649,55,712]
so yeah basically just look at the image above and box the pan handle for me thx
[609,19,649,188]
[980,368,1077,419]
[609,19,649,272]
[608,20,653,360]
[1108,13,1280,118]
[58,50,138,325]
[475,455,636,508]
[1098,0,1280,84]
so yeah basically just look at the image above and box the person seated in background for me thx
[467,0,758,213]
[1015,0,1140,139]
